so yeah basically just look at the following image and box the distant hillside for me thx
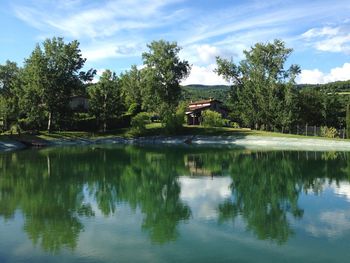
[181,84,231,103]
[297,80,350,92]
[180,80,350,104]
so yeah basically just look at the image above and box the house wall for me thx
[69,97,89,111]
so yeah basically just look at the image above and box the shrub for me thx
[320,126,338,138]
[161,102,186,134]
[9,123,22,135]
[201,110,224,127]
[231,122,240,128]
[130,112,150,135]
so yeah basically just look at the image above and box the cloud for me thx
[12,0,188,39]
[297,63,350,84]
[332,182,350,202]
[305,210,350,238]
[302,24,350,53]
[181,64,230,86]
[82,42,143,61]
[180,177,232,219]
[302,26,340,38]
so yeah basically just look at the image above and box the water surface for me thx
[0,145,350,262]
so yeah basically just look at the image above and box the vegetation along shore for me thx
[1,38,350,149]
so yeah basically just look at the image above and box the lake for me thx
[0,145,350,262]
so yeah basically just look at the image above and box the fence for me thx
[279,125,347,139]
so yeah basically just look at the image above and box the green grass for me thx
[1,123,348,143]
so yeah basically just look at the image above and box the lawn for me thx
[1,123,348,143]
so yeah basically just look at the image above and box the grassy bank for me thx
[1,123,348,143]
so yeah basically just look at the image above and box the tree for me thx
[22,37,94,131]
[142,40,190,129]
[0,61,22,130]
[88,70,122,132]
[347,104,350,139]
[119,65,144,115]
[201,110,224,127]
[216,39,300,131]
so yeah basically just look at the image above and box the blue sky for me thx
[1,0,350,85]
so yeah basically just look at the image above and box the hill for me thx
[181,84,231,103]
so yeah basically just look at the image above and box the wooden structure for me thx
[185,99,227,125]
[69,95,89,112]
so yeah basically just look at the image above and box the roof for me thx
[189,99,221,105]
[185,105,211,115]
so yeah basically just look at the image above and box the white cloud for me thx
[197,45,220,64]
[297,63,350,84]
[305,210,350,238]
[302,24,350,53]
[181,64,230,86]
[332,182,350,202]
[82,42,143,61]
[13,0,188,39]
[302,26,340,38]
[180,177,232,219]
[297,69,327,84]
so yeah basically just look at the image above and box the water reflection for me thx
[0,147,350,253]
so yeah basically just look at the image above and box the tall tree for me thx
[216,39,300,131]
[347,104,350,139]
[88,70,122,132]
[119,65,144,115]
[22,37,94,131]
[142,40,190,126]
[0,60,22,130]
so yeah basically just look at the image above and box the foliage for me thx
[320,126,338,138]
[142,40,191,127]
[119,65,144,115]
[88,70,122,132]
[160,102,187,134]
[21,37,95,131]
[130,112,150,135]
[201,110,224,127]
[0,60,22,130]
[216,39,300,131]
[231,121,240,128]
[181,85,231,103]
[347,104,350,139]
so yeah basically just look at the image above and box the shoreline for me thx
[2,135,350,152]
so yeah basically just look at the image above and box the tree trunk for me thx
[103,120,107,133]
[47,112,52,132]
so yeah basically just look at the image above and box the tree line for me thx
[0,37,190,133]
[0,37,349,134]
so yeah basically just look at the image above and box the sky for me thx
[1,0,350,85]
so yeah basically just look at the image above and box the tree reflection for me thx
[218,151,350,244]
[0,147,350,252]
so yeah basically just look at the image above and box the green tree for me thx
[119,65,144,115]
[142,40,190,130]
[22,37,94,131]
[347,104,350,138]
[201,109,224,127]
[216,39,300,131]
[88,70,122,132]
[0,61,22,130]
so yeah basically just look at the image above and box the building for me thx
[185,99,227,125]
[69,95,89,112]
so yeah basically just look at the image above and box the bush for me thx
[320,126,338,138]
[9,123,22,135]
[231,122,240,128]
[201,110,224,127]
[130,112,150,135]
[161,103,186,134]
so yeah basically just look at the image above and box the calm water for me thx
[0,145,350,262]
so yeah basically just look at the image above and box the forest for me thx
[0,37,350,135]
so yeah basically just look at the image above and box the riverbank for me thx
[1,133,350,152]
